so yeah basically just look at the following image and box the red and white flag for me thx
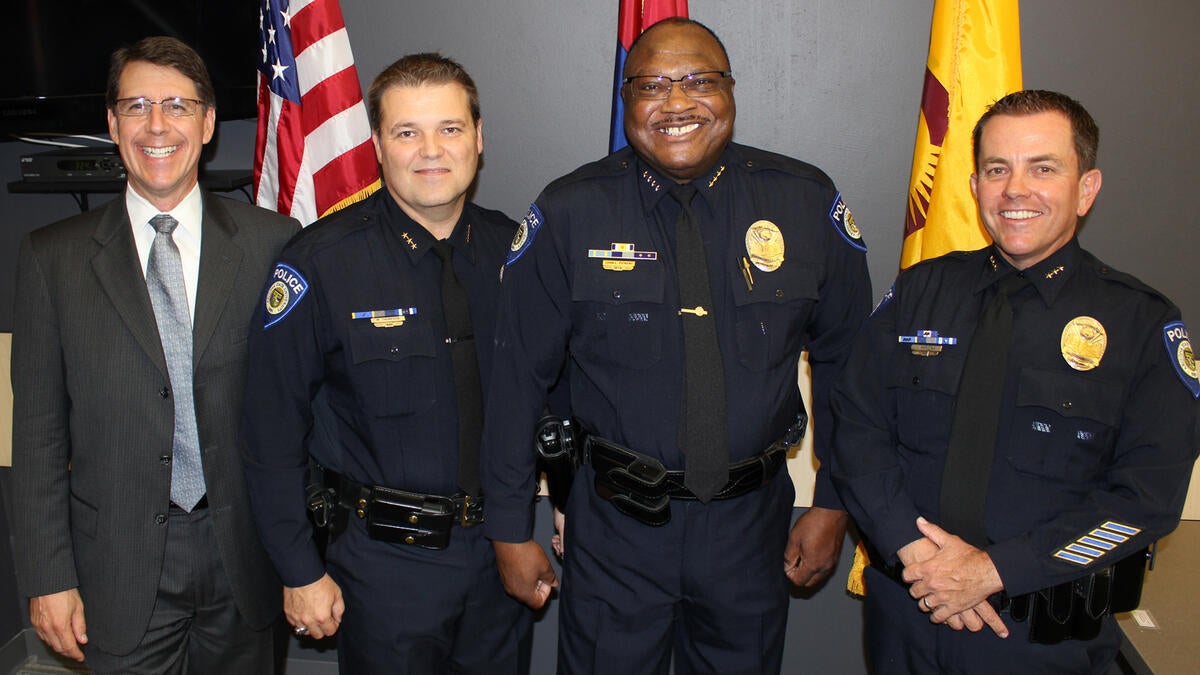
[255,0,379,225]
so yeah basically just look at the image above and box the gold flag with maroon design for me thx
[853,0,1022,596]
[900,0,1023,269]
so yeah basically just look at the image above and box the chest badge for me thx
[745,220,785,272]
[588,242,658,271]
[1060,316,1107,371]
[899,329,957,356]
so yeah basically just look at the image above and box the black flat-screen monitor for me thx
[1,0,260,138]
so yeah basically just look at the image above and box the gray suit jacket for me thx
[10,191,299,654]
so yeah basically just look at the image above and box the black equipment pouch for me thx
[587,436,671,526]
[365,486,455,550]
[1018,547,1149,644]
[306,483,336,528]
[535,415,578,512]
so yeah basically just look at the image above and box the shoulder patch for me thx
[1162,321,1200,398]
[828,193,867,252]
[263,263,309,329]
[506,203,544,266]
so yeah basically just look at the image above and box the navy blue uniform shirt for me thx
[240,190,516,586]
[483,143,873,542]
[831,239,1200,596]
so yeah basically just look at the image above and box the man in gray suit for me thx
[9,36,299,673]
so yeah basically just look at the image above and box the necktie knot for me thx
[669,183,698,208]
[996,273,1030,297]
[150,213,179,235]
[432,239,454,263]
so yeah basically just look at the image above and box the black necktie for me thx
[939,273,1031,546]
[432,240,482,497]
[668,184,728,502]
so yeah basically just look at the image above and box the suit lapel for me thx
[193,193,243,367]
[91,200,169,378]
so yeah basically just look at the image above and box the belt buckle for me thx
[459,494,477,527]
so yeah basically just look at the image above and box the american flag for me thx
[255,0,379,225]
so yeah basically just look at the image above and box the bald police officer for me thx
[483,18,872,674]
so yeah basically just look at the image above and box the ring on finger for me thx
[293,625,309,636]
[922,596,932,610]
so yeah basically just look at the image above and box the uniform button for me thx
[912,376,921,386]
[408,514,419,524]
[612,290,622,300]
[404,535,415,545]
[154,513,167,525]
[160,455,171,465]
[620,160,629,169]
[775,289,785,298]
[745,160,755,167]
[159,387,170,398]
[1061,401,1073,410]
[389,346,400,354]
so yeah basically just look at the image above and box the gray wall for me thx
[2,1,1197,673]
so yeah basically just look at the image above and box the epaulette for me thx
[1080,249,1171,304]
[541,147,637,196]
[727,143,835,187]
[281,196,378,258]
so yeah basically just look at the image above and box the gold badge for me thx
[1060,316,1107,371]
[745,220,785,272]
[266,281,289,315]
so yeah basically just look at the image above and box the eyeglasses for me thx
[113,97,205,118]
[622,71,733,100]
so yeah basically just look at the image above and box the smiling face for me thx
[372,82,482,232]
[107,61,214,212]
[971,111,1102,270]
[622,22,735,183]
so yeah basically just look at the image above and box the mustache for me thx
[653,114,707,129]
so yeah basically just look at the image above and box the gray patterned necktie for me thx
[146,214,205,510]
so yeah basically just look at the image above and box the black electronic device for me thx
[0,0,259,137]
[20,148,126,182]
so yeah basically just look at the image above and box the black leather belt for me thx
[581,431,795,526]
[323,470,483,550]
[584,436,789,501]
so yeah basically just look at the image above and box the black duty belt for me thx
[321,469,483,550]
[582,433,794,526]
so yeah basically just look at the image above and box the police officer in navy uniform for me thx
[240,54,532,673]
[830,90,1199,673]
[483,19,872,674]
